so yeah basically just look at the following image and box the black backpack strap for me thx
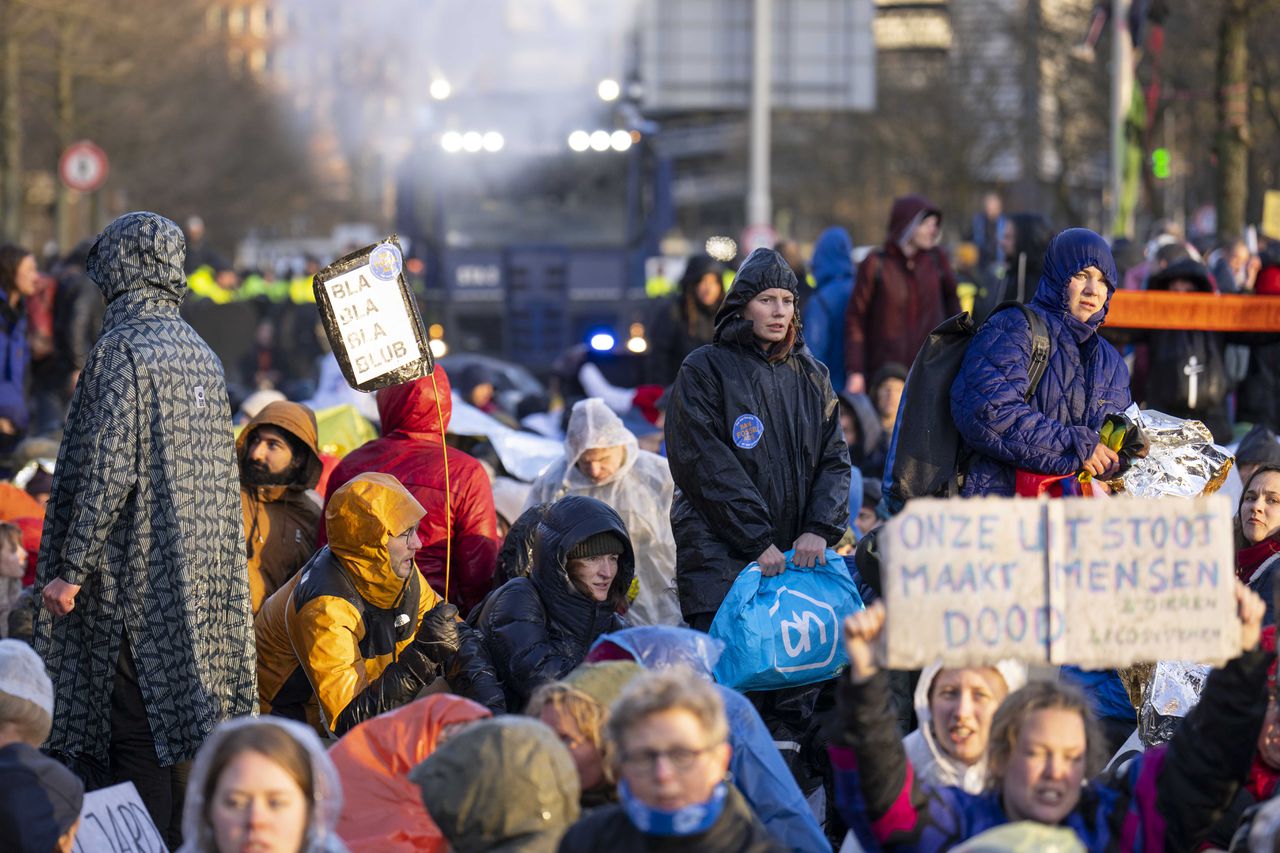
[988,301,1051,404]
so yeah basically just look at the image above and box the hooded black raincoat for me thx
[664,249,851,622]
[473,495,636,711]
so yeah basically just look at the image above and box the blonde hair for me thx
[0,522,21,554]
[985,680,1108,790]
[0,690,52,745]
[605,668,728,755]
[527,682,616,783]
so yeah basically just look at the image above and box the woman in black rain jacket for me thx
[472,495,636,711]
[664,248,852,628]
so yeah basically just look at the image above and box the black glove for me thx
[415,602,462,665]
[332,646,436,735]
[446,621,507,714]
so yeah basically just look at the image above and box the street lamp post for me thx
[1110,0,1133,237]
[747,0,773,237]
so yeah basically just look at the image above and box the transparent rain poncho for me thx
[526,398,682,626]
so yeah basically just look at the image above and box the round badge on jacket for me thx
[732,413,764,449]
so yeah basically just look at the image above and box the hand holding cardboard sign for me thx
[843,601,886,684]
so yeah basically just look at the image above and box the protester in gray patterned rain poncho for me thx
[34,212,255,847]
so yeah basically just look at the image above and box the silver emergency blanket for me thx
[1137,660,1211,747]
[1111,405,1234,498]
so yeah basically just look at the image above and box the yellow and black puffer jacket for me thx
[257,472,505,733]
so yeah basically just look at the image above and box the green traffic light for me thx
[1152,148,1170,180]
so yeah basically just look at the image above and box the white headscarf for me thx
[525,398,682,626]
[902,660,1028,794]
[178,717,347,852]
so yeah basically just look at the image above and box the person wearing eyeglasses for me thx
[558,668,784,852]
[255,473,504,736]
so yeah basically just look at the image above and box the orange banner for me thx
[1106,291,1280,332]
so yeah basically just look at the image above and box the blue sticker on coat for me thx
[733,414,764,449]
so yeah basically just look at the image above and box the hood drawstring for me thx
[431,371,453,603]
[246,489,265,561]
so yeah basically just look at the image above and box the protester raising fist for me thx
[832,585,1271,851]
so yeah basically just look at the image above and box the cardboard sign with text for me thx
[313,235,434,392]
[72,782,168,853]
[882,495,1239,669]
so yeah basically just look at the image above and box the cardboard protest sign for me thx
[72,782,168,853]
[882,495,1239,669]
[880,499,1052,669]
[313,236,433,392]
[1051,497,1239,669]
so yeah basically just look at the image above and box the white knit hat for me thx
[0,640,54,718]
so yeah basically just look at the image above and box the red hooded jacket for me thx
[321,367,499,613]
[843,194,961,380]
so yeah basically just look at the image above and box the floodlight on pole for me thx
[610,130,632,152]
[482,131,505,152]
[598,78,621,101]
[589,130,611,151]
[568,131,591,152]
[429,79,451,100]
[441,131,463,153]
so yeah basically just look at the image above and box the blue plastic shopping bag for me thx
[709,548,864,692]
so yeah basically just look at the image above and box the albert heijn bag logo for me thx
[709,549,864,692]
[769,585,839,674]
[313,235,434,392]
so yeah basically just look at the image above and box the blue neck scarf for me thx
[618,780,728,837]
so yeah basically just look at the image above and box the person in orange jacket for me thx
[237,401,324,614]
[256,472,504,735]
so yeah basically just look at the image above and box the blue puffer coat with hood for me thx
[951,228,1131,497]
[803,226,855,382]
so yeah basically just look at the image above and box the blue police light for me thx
[588,331,616,352]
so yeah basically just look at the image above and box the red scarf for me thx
[1237,538,1280,584]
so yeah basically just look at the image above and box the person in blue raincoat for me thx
[950,227,1135,749]
[802,227,856,385]
[950,227,1131,496]
[586,625,831,852]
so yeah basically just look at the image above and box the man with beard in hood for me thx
[843,195,960,394]
[524,398,680,626]
[237,400,324,614]
[35,212,255,846]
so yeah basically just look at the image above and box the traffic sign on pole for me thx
[59,140,110,193]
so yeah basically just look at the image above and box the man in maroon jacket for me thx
[843,194,961,394]
[321,366,499,614]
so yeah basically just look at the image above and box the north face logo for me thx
[193,385,206,408]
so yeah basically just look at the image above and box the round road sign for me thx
[741,223,777,254]
[59,140,110,193]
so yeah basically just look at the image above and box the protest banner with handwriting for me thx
[72,782,167,853]
[881,495,1239,669]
